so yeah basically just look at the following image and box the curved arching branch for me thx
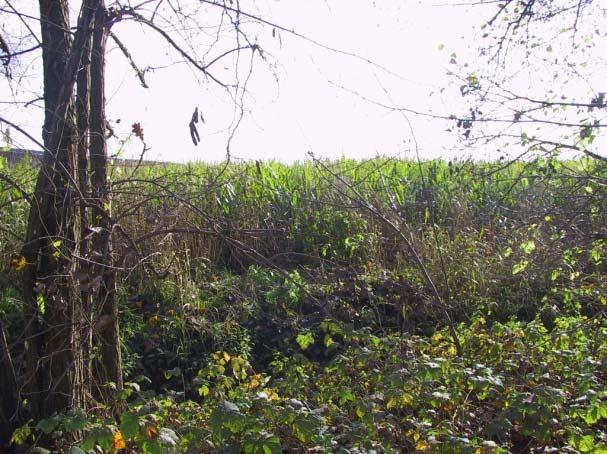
[124,9,230,88]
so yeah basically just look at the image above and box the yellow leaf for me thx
[10,255,28,272]
[112,430,126,451]
[266,389,280,400]
[212,351,231,364]
[402,393,413,406]
[415,439,431,452]
[246,373,263,390]
[387,398,398,409]
[405,429,420,442]
[431,333,444,344]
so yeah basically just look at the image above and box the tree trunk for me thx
[21,0,99,419]
[0,321,19,442]
[76,24,94,403]
[89,3,123,396]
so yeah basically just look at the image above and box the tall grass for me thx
[2,156,606,321]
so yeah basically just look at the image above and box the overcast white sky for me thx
[1,0,604,163]
[111,0,491,163]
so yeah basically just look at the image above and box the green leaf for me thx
[520,240,536,254]
[142,440,163,454]
[68,447,86,454]
[292,416,318,443]
[339,390,356,405]
[120,412,140,439]
[62,412,88,432]
[96,427,114,451]
[296,332,315,351]
[570,434,597,452]
[30,448,50,454]
[512,260,529,275]
[79,435,95,452]
[164,367,182,379]
[36,294,45,316]
[583,402,607,425]
[10,420,33,445]
[36,416,60,434]
[82,427,113,451]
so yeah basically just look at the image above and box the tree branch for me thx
[125,10,228,88]
[108,30,149,88]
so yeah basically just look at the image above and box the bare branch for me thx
[108,30,149,88]
[0,43,42,61]
[4,0,42,45]
[125,9,229,88]
[198,0,407,81]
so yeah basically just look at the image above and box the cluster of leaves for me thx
[15,312,606,452]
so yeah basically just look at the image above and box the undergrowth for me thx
[1,156,606,452]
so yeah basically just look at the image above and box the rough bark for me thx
[0,321,19,442]
[89,3,123,396]
[76,27,94,401]
[21,0,99,419]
